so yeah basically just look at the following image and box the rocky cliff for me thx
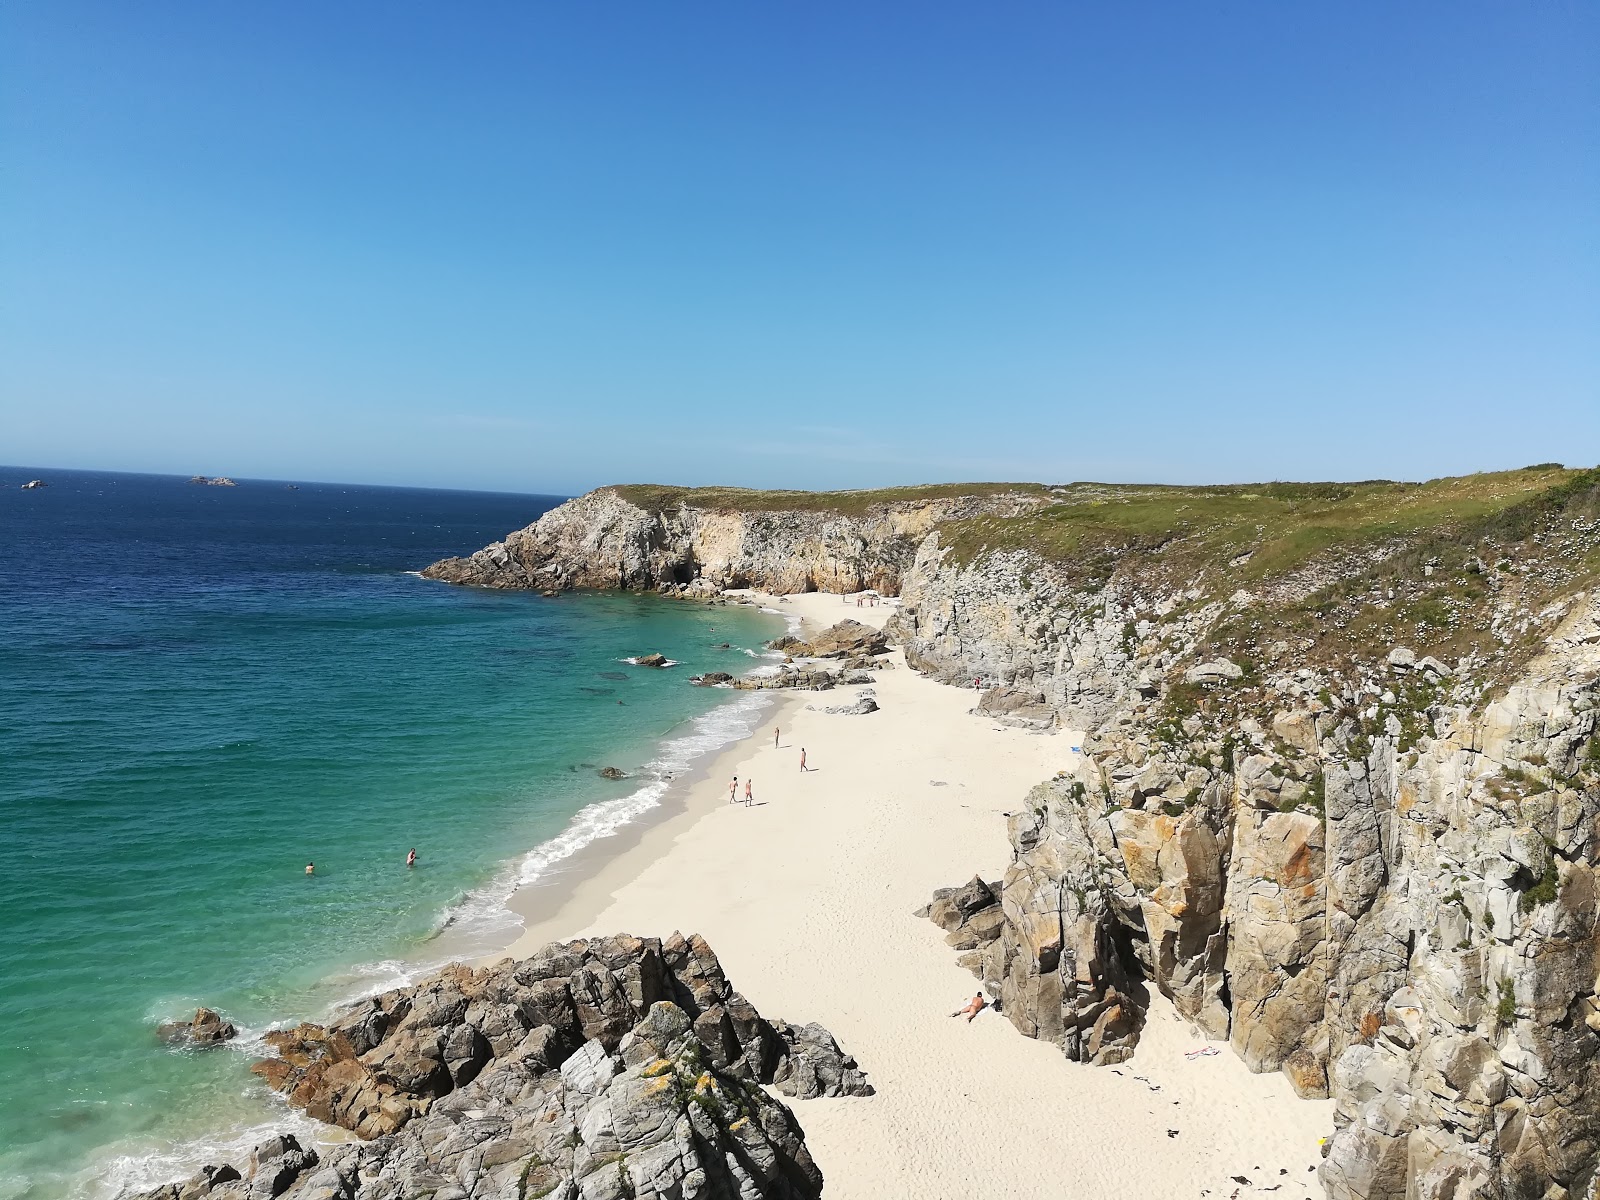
[422,484,1047,596]
[899,469,1600,1200]
[134,934,870,1200]
[427,467,1600,1198]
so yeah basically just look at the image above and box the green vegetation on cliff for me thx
[937,466,1591,579]
[609,481,1049,517]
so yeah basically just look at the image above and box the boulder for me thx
[805,620,889,658]
[597,766,627,780]
[823,692,879,715]
[732,668,838,692]
[632,653,669,668]
[690,672,734,686]
[976,686,1056,731]
[157,1008,238,1048]
[769,1021,875,1099]
[1182,659,1244,686]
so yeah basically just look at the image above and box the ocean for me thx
[0,469,785,1199]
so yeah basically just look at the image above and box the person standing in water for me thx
[305,862,314,877]
[406,848,417,868]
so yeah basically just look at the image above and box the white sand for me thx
[496,591,1332,1199]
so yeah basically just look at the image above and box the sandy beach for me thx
[493,591,1333,1200]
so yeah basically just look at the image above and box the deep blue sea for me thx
[0,468,784,1199]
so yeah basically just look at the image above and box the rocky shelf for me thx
[134,934,869,1200]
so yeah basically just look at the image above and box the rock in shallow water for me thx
[156,1007,237,1048]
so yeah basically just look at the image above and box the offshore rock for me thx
[157,1008,238,1048]
[136,936,865,1200]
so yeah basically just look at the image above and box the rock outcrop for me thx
[137,935,868,1200]
[773,621,889,660]
[822,691,878,716]
[156,1008,238,1048]
[422,487,1044,595]
[901,493,1600,1198]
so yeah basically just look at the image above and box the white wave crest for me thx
[77,1106,330,1200]
[513,686,773,888]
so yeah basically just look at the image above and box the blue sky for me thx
[3,2,1596,494]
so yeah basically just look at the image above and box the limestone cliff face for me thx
[422,488,1043,596]
[900,530,1600,1200]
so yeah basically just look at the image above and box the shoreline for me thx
[480,687,809,961]
[480,590,850,965]
[481,590,1335,1198]
[105,589,1336,1200]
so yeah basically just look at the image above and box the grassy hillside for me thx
[937,466,1589,579]
[607,481,1049,517]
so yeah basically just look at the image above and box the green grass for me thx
[935,466,1588,579]
[607,481,1050,517]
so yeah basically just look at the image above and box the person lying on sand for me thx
[950,992,987,1022]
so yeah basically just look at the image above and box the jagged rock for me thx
[1227,810,1326,1073]
[768,1021,875,1099]
[597,766,627,779]
[732,669,838,692]
[139,938,862,1200]
[689,672,734,686]
[421,486,1042,595]
[632,653,669,668]
[823,692,878,715]
[138,1138,310,1200]
[976,686,1056,731]
[804,620,889,658]
[157,1008,238,1048]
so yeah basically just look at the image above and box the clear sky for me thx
[3,2,1596,495]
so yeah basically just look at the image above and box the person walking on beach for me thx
[744,779,753,805]
[729,775,739,804]
[799,748,807,772]
[773,726,780,748]
[406,848,417,868]
[305,862,314,877]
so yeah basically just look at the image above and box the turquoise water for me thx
[0,469,784,1199]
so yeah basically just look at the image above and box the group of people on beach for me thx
[730,728,812,807]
